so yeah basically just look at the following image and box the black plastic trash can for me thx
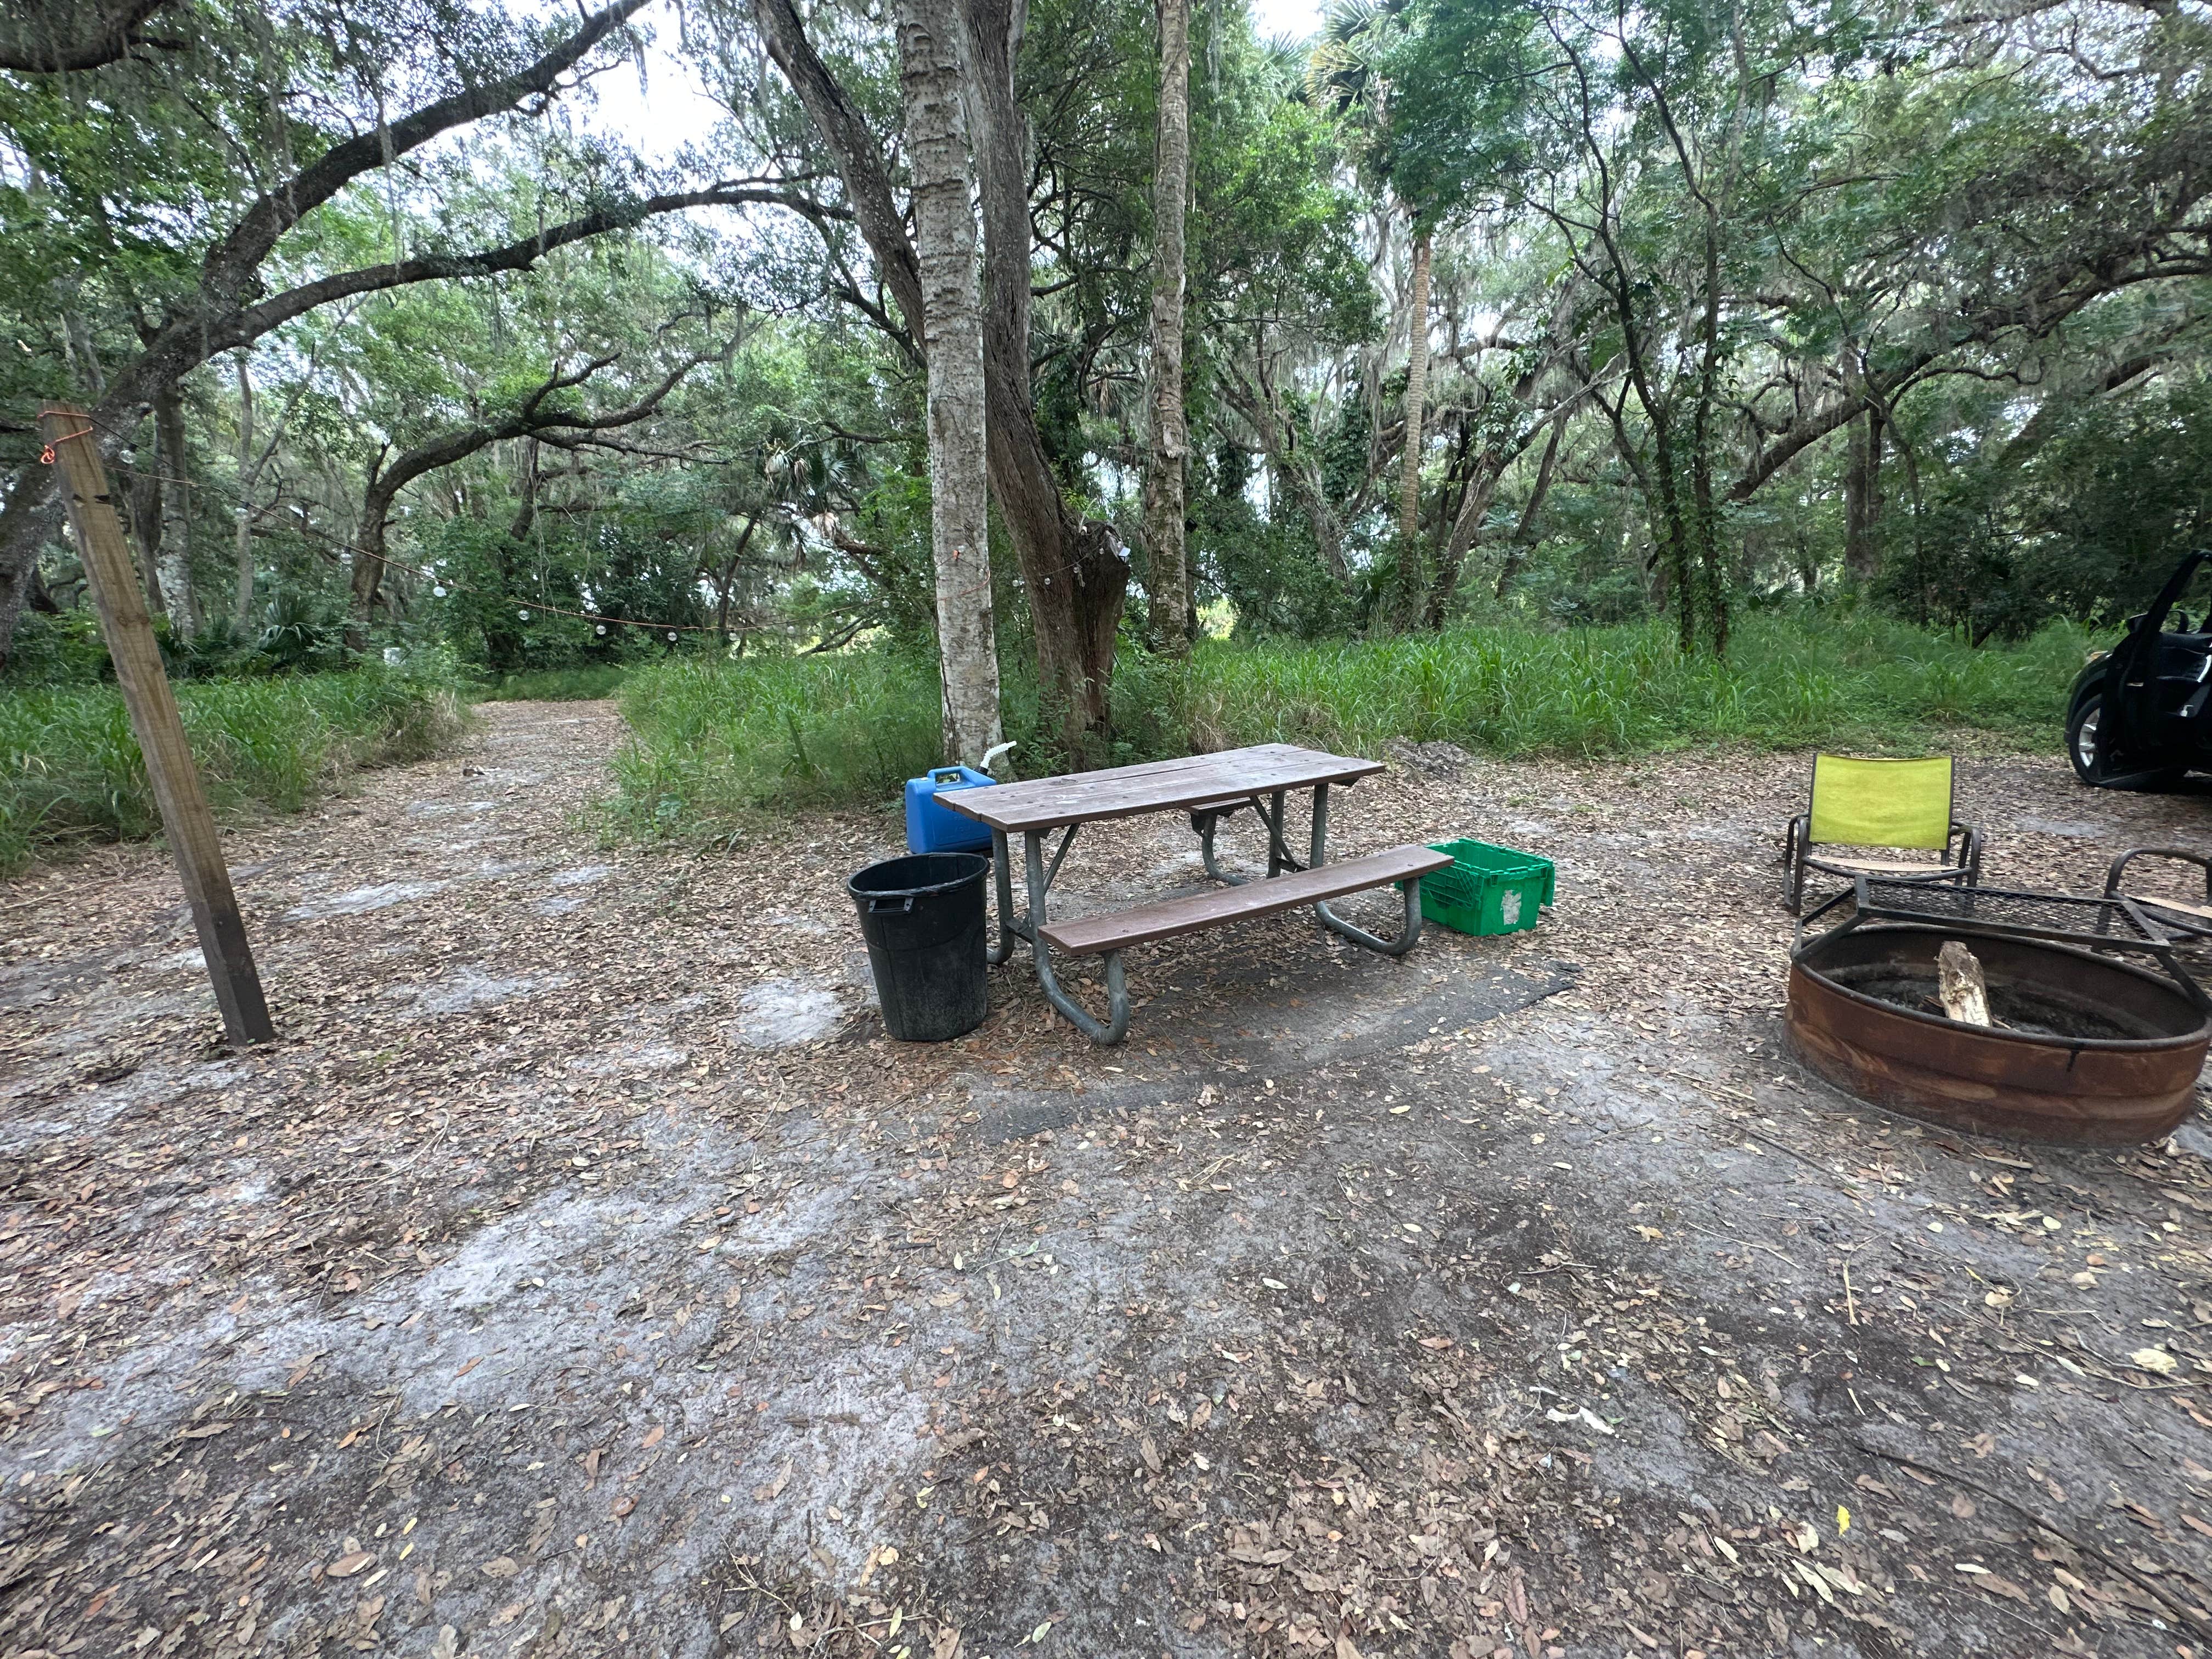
[847,852,991,1041]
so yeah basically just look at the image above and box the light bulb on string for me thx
[518,609,531,621]
[433,585,447,598]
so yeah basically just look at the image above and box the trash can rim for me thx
[846,851,991,902]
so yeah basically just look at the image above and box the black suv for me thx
[2067,550,2212,788]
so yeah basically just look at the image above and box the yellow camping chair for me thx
[1782,754,1983,913]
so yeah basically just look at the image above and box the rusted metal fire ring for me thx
[1787,923,2210,1145]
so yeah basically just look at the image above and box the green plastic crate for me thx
[1402,838,1555,936]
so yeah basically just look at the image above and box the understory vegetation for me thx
[613,613,2084,838]
[0,658,465,874]
[2,0,2203,857]
[472,665,633,703]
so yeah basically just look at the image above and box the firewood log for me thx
[1938,940,1991,1026]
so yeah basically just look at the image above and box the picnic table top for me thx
[939,742,1382,834]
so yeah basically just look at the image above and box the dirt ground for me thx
[2,701,2210,1659]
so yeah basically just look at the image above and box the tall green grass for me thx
[611,653,945,836]
[1180,612,2086,759]
[1,662,466,874]
[613,614,2087,840]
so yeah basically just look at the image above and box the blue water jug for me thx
[905,765,996,854]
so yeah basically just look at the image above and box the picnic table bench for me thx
[940,743,1450,1044]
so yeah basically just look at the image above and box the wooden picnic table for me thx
[941,742,1451,1043]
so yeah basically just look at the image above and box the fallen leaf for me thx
[610,1495,636,1518]
[753,1458,792,1502]
[641,1424,664,1450]
[326,1551,374,1579]
[2131,1347,2178,1376]
[481,1556,520,1579]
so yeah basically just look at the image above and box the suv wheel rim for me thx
[2075,704,2100,771]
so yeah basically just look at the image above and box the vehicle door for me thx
[2103,553,2211,771]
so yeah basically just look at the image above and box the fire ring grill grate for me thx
[1855,878,2166,948]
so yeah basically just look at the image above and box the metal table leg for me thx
[1197,789,1304,884]
[1023,827,1130,1045]
[988,827,1018,966]
[1308,778,1424,954]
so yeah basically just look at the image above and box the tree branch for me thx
[0,0,182,73]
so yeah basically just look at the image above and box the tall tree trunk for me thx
[126,444,165,614]
[898,0,1004,765]
[480,440,539,673]
[1143,0,1192,658]
[714,518,758,645]
[1491,411,1567,601]
[233,355,257,625]
[957,0,1128,756]
[1429,452,1502,625]
[1843,404,1884,585]
[154,387,195,635]
[349,449,399,654]
[753,0,1126,760]
[1689,213,1728,656]
[1394,228,1433,627]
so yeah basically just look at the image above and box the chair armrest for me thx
[2105,845,2212,902]
[1949,822,1984,880]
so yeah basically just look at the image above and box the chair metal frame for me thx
[2103,846,2212,946]
[1782,754,1984,914]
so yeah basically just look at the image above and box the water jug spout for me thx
[981,741,1017,776]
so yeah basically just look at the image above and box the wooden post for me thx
[38,404,276,1045]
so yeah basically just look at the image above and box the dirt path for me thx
[1,702,2209,1659]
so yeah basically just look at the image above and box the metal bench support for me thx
[1317,877,1426,956]
[1021,826,1129,1043]
[1196,787,1305,884]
